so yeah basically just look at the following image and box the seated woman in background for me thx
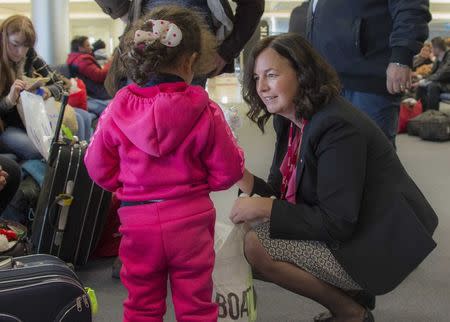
[413,42,434,72]
[0,15,64,160]
[231,33,438,322]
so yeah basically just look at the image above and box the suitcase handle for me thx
[51,95,69,148]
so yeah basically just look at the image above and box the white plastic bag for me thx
[19,91,53,160]
[221,105,242,140]
[43,97,59,132]
[213,222,257,322]
[45,97,78,136]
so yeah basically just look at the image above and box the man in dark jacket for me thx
[307,0,431,146]
[413,37,450,111]
[288,1,309,37]
[94,0,264,76]
[66,36,111,101]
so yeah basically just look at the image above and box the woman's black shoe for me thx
[313,308,374,322]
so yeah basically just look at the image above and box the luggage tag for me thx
[85,287,99,315]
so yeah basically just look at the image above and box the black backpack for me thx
[407,110,450,141]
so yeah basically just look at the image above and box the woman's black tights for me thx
[244,230,367,322]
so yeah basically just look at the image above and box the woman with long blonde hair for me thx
[0,15,64,160]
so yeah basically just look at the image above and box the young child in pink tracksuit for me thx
[84,6,244,322]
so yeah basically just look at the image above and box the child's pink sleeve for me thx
[84,111,121,192]
[202,102,245,191]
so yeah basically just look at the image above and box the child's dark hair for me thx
[121,5,217,85]
[92,39,106,52]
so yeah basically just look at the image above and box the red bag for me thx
[398,100,422,133]
[68,78,87,110]
[91,194,121,258]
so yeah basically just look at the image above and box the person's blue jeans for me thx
[341,90,400,147]
[0,127,41,160]
[87,98,111,117]
[74,108,96,141]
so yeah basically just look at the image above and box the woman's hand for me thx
[229,197,273,224]
[7,79,27,105]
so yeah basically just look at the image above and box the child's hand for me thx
[229,196,273,224]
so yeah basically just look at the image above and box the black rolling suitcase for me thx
[0,254,92,321]
[31,96,111,266]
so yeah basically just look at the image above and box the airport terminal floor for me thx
[76,78,450,322]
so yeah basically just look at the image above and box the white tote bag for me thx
[213,222,257,322]
[19,91,53,160]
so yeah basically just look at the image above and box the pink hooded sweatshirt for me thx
[84,81,244,202]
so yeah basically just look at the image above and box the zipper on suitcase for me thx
[55,294,91,322]
[0,313,22,322]
[0,277,89,322]
[0,259,79,284]
[0,272,81,289]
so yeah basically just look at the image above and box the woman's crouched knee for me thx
[244,230,275,276]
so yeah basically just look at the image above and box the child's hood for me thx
[110,83,209,157]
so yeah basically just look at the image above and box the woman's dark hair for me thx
[243,33,341,132]
[121,5,217,85]
[70,36,88,53]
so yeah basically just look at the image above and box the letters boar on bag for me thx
[213,223,257,322]
[215,284,257,320]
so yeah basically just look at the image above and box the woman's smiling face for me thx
[253,47,299,121]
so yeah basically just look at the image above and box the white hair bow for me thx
[134,19,183,48]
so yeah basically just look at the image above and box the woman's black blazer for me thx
[252,96,438,295]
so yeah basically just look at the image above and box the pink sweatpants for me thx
[118,195,218,322]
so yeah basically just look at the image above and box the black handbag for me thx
[2,175,40,227]
[408,110,450,141]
